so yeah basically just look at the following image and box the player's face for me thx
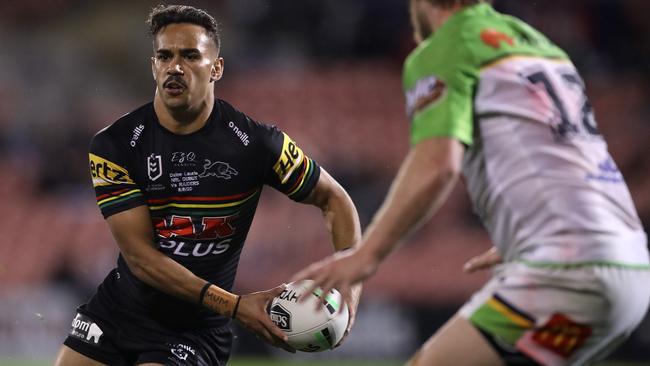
[151,23,223,110]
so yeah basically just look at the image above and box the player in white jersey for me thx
[293,1,650,365]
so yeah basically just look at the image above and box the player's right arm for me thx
[105,205,291,349]
[106,206,235,313]
[89,129,289,349]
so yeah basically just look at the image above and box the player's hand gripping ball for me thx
[268,280,349,352]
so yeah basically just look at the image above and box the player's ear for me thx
[151,56,157,81]
[211,57,224,82]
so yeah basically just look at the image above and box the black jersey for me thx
[87,99,320,330]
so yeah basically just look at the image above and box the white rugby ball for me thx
[268,279,349,352]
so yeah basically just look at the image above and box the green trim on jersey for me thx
[515,259,650,270]
[403,3,568,147]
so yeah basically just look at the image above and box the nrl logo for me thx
[199,159,238,180]
[147,153,163,181]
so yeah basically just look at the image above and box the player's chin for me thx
[162,96,190,110]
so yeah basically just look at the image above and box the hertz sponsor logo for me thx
[89,153,134,187]
[405,75,447,118]
[273,133,304,184]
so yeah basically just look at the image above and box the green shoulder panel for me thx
[403,22,475,147]
[403,3,569,147]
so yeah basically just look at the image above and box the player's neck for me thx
[427,4,463,33]
[154,96,214,135]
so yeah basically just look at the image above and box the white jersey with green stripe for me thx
[403,4,648,265]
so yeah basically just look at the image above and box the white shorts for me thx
[459,262,650,366]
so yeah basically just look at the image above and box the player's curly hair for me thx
[147,4,220,52]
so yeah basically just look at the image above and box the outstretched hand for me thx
[291,248,377,312]
[234,284,296,353]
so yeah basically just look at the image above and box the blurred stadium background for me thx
[1,0,649,364]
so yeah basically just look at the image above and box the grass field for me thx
[1,358,646,366]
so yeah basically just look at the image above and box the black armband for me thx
[199,282,213,305]
[231,295,242,319]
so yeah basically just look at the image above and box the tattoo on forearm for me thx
[204,291,233,315]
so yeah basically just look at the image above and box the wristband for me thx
[199,282,212,305]
[231,295,242,319]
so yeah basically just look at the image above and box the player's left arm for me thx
[259,124,362,342]
[301,169,361,254]
[358,137,463,262]
[300,168,362,344]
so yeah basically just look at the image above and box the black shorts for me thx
[62,268,233,365]
[64,306,233,365]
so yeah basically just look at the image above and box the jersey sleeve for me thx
[403,35,476,147]
[89,131,146,218]
[262,126,321,202]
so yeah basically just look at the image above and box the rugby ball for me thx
[268,280,349,352]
